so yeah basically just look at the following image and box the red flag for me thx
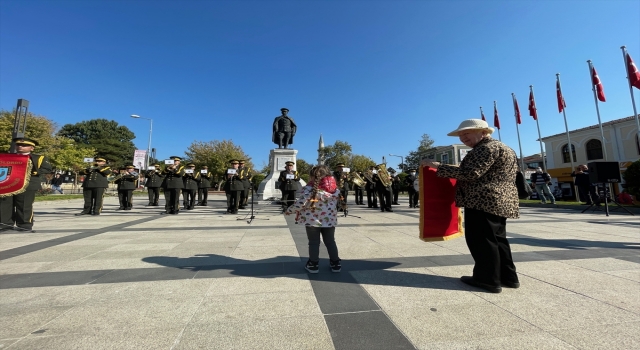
[556,80,566,113]
[493,104,501,130]
[481,109,486,121]
[591,65,606,102]
[528,90,538,120]
[513,96,522,124]
[626,53,640,89]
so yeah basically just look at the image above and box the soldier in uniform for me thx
[390,169,400,205]
[115,166,139,210]
[365,166,378,208]
[238,160,252,209]
[353,171,365,205]
[75,157,112,216]
[332,163,350,211]
[405,169,419,208]
[374,167,393,212]
[0,138,53,232]
[145,163,164,206]
[197,165,212,206]
[278,161,300,211]
[182,163,199,210]
[224,159,244,214]
[162,156,184,215]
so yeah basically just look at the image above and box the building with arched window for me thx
[540,115,639,198]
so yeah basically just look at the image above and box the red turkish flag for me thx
[513,96,522,124]
[528,90,538,120]
[556,80,566,113]
[626,53,640,89]
[481,109,486,121]
[493,104,501,130]
[591,66,606,102]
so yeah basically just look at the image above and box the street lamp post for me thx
[130,115,152,171]
[388,154,404,172]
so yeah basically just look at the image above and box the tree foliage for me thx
[184,140,253,181]
[0,109,57,153]
[405,134,436,170]
[622,159,640,199]
[46,137,96,171]
[57,119,136,167]
[295,158,312,177]
[322,140,353,168]
[350,154,376,172]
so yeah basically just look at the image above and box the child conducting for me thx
[285,165,342,273]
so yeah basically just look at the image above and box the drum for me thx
[413,177,420,191]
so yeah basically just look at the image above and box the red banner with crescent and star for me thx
[418,166,464,241]
[0,154,32,197]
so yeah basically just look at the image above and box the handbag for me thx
[516,170,532,199]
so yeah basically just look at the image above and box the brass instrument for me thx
[108,173,123,182]
[350,172,366,188]
[375,164,392,188]
[363,169,374,183]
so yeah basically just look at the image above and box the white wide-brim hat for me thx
[447,119,495,137]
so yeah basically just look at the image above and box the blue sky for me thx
[1,0,639,169]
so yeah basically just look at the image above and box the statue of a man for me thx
[272,108,297,149]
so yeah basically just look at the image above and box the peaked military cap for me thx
[408,169,417,172]
[238,159,246,163]
[95,157,107,162]
[202,166,208,169]
[187,163,196,167]
[285,161,295,166]
[170,156,182,161]
[281,108,289,111]
[126,165,135,169]
[13,137,38,147]
[229,159,239,164]
[154,164,160,167]
[335,163,345,167]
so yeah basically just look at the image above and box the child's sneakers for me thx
[330,259,342,273]
[305,260,319,274]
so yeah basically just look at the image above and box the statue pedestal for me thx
[258,149,306,200]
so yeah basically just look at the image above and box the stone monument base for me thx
[258,148,306,200]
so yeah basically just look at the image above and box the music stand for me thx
[237,185,269,224]
[581,183,634,217]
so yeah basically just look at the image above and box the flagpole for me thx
[587,60,608,161]
[512,93,525,171]
[480,106,485,121]
[530,85,547,171]
[494,101,502,141]
[556,73,575,172]
[621,46,640,143]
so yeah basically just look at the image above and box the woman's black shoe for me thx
[460,276,502,293]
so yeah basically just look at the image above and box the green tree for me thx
[57,119,136,167]
[295,158,312,177]
[46,137,96,172]
[322,140,352,168]
[184,140,253,181]
[0,109,57,153]
[405,134,435,170]
[350,154,376,172]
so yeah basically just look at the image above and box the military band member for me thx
[115,166,139,210]
[197,165,212,206]
[353,171,365,205]
[333,163,350,211]
[405,169,419,208]
[0,138,53,232]
[224,159,244,214]
[390,169,400,205]
[365,166,378,208]
[76,157,112,216]
[238,160,252,209]
[162,156,185,215]
[182,163,199,210]
[374,168,393,212]
[278,161,300,211]
[145,163,164,206]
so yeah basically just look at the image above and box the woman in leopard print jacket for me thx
[422,119,519,294]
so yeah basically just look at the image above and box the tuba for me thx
[350,172,366,188]
[375,164,392,188]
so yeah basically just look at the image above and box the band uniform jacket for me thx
[365,176,376,191]
[391,176,401,190]
[333,171,350,191]
[115,173,138,190]
[405,175,417,191]
[436,137,519,219]
[239,167,252,190]
[223,171,244,191]
[278,170,300,191]
[162,165,185,189]
[198,171,212,188]
[145,170,165,188]
[81,166,112,188]
[26,154,53,191]
[373,173,390,190]
[183,172,200,191]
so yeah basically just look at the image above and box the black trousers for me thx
[118,189,133,209]
[242,188,250,206]
[392,188,399,204]
[147,187,160,205]
[197,188,209,205]
[82,188,106,214]
[183,189,196,209]
[164,188,181,213]
[464,208,518,287]
[226,190,240,213]
[354,187,364,204]
[408,189,419,207]
[281,190,296,209]
[366,189,378,207]
[376,187,392,210]
[0,190,37,230]
[577,185,600,205]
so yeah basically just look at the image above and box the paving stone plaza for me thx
[0,194,639,349]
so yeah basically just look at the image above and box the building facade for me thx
[422,144,472,165]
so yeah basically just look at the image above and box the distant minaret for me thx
[318,134,325,165]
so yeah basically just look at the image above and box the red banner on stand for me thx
[0,154,32,197]
[418,166,463,241]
